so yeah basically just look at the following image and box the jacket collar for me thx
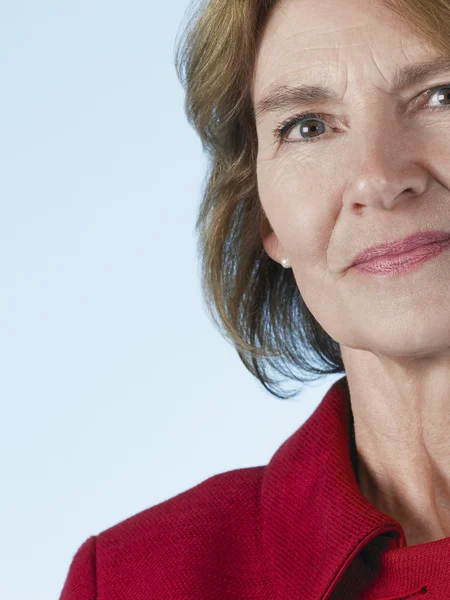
[261,375,407,600]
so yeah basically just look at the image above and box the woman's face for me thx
[252,0,450,357]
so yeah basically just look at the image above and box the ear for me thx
[260,212,285,265]
[262,228,283,264]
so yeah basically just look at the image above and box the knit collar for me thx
[260,375,407,600]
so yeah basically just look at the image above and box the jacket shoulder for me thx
[59,535,96,600]
[59,466,267,599]
[100,465,265,546]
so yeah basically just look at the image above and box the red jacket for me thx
[59,376,450,599]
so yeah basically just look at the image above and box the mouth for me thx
[351,237,450,277]
[351,230,450,267]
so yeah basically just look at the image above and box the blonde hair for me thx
[174,0,450,399]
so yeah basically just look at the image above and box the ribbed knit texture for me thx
[59,376,450,599]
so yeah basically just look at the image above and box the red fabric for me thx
[59,376,450,599]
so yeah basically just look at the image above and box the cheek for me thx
[257,163,294,240]
[257,158,337,277]
[426,130,450,183]
[257,155,304,220]
[257,157,323,244]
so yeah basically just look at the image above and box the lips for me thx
[351,230,450,267]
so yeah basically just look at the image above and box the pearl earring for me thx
[281,257,290,269]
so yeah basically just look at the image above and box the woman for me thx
[59,0,450,597]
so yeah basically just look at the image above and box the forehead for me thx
[252,0,431,100]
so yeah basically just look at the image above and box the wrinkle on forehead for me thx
[252,0,434,104]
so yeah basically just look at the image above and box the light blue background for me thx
[0,2,342,598]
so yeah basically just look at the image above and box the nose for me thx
[342,107,429,211]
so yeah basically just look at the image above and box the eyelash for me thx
[272,83,450,146]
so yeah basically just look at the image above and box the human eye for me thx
[272,111,332,146]
[272,83,450,148]
[418,82,450,113]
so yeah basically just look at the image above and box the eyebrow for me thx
[254,55,450,121]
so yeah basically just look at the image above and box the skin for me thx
[251,0,450,547]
